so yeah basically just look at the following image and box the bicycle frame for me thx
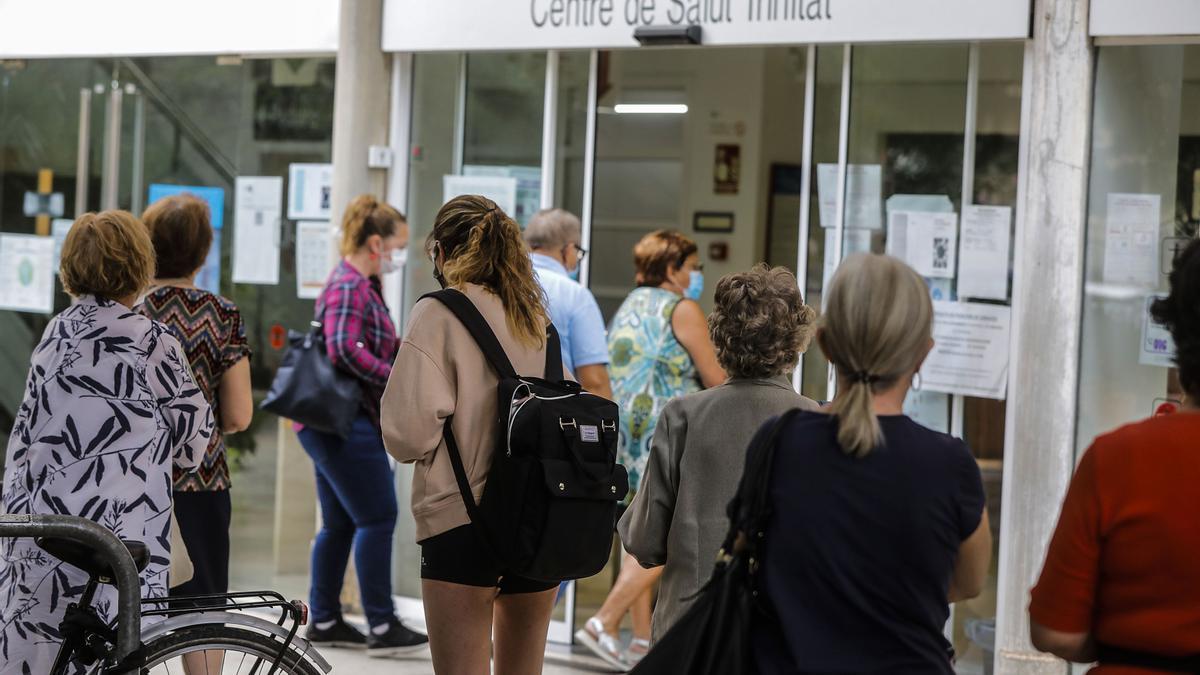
[0,514,142,665]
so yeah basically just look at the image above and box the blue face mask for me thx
[685,270,704,300]
[568,266,581,282]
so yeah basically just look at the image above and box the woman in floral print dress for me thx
[0,211,213,674]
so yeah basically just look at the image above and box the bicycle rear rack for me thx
[0,514,142,664]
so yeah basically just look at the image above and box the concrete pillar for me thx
[993,0,1094,673]
[326,0,393,615]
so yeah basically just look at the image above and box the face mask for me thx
[429,246,446,289]
[685,270,704,300]
[380,249,406,275]
[568,266,581,282]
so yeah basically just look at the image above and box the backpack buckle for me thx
[559,418,578,431]
[601,420,617,433]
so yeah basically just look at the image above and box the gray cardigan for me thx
[617,375,818,642]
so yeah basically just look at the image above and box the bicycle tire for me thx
[132,624,322,674]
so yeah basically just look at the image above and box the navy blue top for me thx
[753,411,985,674]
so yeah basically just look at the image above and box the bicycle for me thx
[0,513,332,674]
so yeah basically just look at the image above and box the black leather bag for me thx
[425,289,629,583]
[260,322,362,438]
[630,409,801,675]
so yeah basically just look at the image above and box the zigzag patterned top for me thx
[139,287,251,491]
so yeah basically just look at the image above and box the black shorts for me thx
[169,489,232,608]
[419,525,557,595]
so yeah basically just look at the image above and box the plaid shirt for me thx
[316,261,398,427]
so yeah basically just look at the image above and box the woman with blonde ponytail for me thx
[752,253,992,674]
[382,195,564,674]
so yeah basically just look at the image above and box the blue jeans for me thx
[298,415,398,628]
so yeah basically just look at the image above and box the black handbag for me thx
[630,408,802,675]
[260,322,363,438]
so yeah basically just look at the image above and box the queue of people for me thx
[0,187,1195,674]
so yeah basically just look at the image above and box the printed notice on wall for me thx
[1103,193,1161,287]
[462,166,539,226]
[957,205,1012,301]
[920,301,1012,400]
[0,234,54,314]
[817,164,883,230]
[443,174,518,220]
[822,228,873,290]
[887,210,958,279]
[1140,293,1176,368]
[296,221,332,300]
[288,163,333,222]
[233,176,283,285]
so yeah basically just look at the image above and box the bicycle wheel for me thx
[134,624,322,674]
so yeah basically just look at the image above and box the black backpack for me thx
[424,289,630,583]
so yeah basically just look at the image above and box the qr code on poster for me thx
[933,237,949,270]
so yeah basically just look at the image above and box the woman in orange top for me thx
[1029,237,1200,673]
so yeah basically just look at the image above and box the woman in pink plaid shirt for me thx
[299,195,429,656]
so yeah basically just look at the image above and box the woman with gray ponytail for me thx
[753,254,992,674]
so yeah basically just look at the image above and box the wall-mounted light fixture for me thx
[633,25,702,46]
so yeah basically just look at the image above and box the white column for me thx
[994,0,1095,672]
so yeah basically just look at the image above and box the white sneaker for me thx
[574,617,628,672]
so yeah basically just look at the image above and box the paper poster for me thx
[822,228,873,289]
[296,221,333,300]
[443,174,519,221]
[233,176,283,285]
[957,205,1012,301]
[1103,193,1161,287]
[903,390,950,433]
[288,163,334,221]
[0,235,55,314]
[461,166,539,225]
[147,184,224,294]
[817,164,883,230]
[51,218,73,274]
[1140,293,1176,368]
[887,210,958,279]
[920,301,1012,400]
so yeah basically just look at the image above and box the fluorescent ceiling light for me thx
[613,103,688,114]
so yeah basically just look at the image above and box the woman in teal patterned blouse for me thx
[577,230,726,669]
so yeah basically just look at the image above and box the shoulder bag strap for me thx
[544,324,564,381]
[722,408,803,553]
[422,289,519,379]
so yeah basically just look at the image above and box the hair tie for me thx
[851,371,880,385]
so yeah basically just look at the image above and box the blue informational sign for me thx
[147,184,225,295]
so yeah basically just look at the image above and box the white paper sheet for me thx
[816,163,883,230]
[822,228,874,289]
[288,163,333,221]
[920,301,1012,399]
[296,221,333,300]
[957,205,1012,301]
[443,174,518,219]
[51,218,73,274]
[1140,293,1176,368]
[887,210,958,279]
[1103,193,1161,287]
[903,390,951,433]
[463,165,541,226]
[0,234,55,314]
[233,176,283,285]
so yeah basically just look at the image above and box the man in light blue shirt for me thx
[526,208,612,400]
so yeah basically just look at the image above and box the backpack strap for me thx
[544,324,564,381]
[422,289,518,379]
[440,418,485,524]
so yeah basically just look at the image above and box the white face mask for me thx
[380,248,407,275]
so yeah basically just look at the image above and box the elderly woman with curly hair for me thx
[617,264,819,643]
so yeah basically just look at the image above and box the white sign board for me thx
[233,176,284,285]
[0,235,55,315]
[296,221,333,300]
[1103,193,1160,288]
[443,174,519,220]
[921,301,1012,400]
[957,205,1012,301]
[51,218,74,274]
[1092,0,1200,37]
[288,164,334,222]
[816,163,882,230]
[1140,293,1176,368]
[463,165,542,226]
[384,0,1032,51]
